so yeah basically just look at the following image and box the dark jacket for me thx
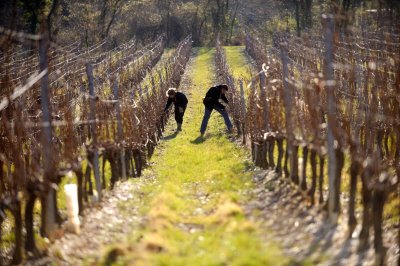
[164,92,188,111]
[203,86,228,110]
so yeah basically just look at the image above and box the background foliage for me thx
[1,0,398,49]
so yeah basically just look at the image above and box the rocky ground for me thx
[245,169,399,266]
[26,178,153,266]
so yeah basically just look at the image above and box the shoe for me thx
[177,123,182,131]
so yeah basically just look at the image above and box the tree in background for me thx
[98,0,125,40]
[241,0,399,43]
[209,0,240,44]
[56,0,126,47]
[0,0,59,41]
[157,0,173,46]
[1,0,247,48]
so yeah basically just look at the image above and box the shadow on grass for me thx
[190,135,206,144]
[163,131,179,141]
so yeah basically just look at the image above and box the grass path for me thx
[223,46,255,79]
[99,48,288,265]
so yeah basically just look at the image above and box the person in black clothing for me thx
[200,84,233,136]
[164,88,188,131]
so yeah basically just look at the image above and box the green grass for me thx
[223,46,255,80]
[99,47,290,265]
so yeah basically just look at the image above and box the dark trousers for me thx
[200,106,233,134]
[174,107,186,124]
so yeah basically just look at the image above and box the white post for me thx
[64,183,81,234]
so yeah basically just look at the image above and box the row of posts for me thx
[39,32,130,236]
[244,15,339,223]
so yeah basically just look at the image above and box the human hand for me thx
[178,107,184,113]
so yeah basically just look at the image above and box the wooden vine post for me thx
[86,63,102,200]
[39,26,58,238]
[280,42,296,183]
[259,69,269,132]
[113,76,127,179]
[239,80,247,144]
[323,14,339,224]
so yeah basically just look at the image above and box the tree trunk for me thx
[54,189,62,224]
[41,188,58,237]
[75,166,84,215]
[40,196,46,237]
[295,0,301,37]
[85,163,93,198]
[376,128,384,159]
[125,152,132,178]
[348,159,359,238]
[0,160,4,195]
[0,213,3,262]
[318,155,325,204]
[308,149,317,205]
[46,0,59,41]
[133,149,142,177]
[257,141,267,169]
[11,201,23,265]
[109,151,121,189]
[275,138,284,175]
[251,141,256,162]
[284,140,290,178]
[372,187,387,266]
[290,145,299,185]
[268,138,275,169]
[102,155,107,189]
[147,142,154,159]
[304,0,313,28]
[25,191,38,255]
[359,172,372,251]
[301,146,308,190]
[333,148,344,213]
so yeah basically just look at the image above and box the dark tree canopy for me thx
[0,0,399,47]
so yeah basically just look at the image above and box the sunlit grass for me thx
[99,47,289,265]
[223,46,255,80]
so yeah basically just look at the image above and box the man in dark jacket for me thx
[164,88,188,131]
[200,84,233,136]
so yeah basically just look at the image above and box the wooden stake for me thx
[86,63,102,200]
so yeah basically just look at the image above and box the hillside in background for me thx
[1,0,399,50]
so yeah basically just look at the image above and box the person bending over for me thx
[200,84,233,137]
[164,88,188,131]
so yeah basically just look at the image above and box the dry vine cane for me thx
[243,15,399,265]
[0,23,192,265]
